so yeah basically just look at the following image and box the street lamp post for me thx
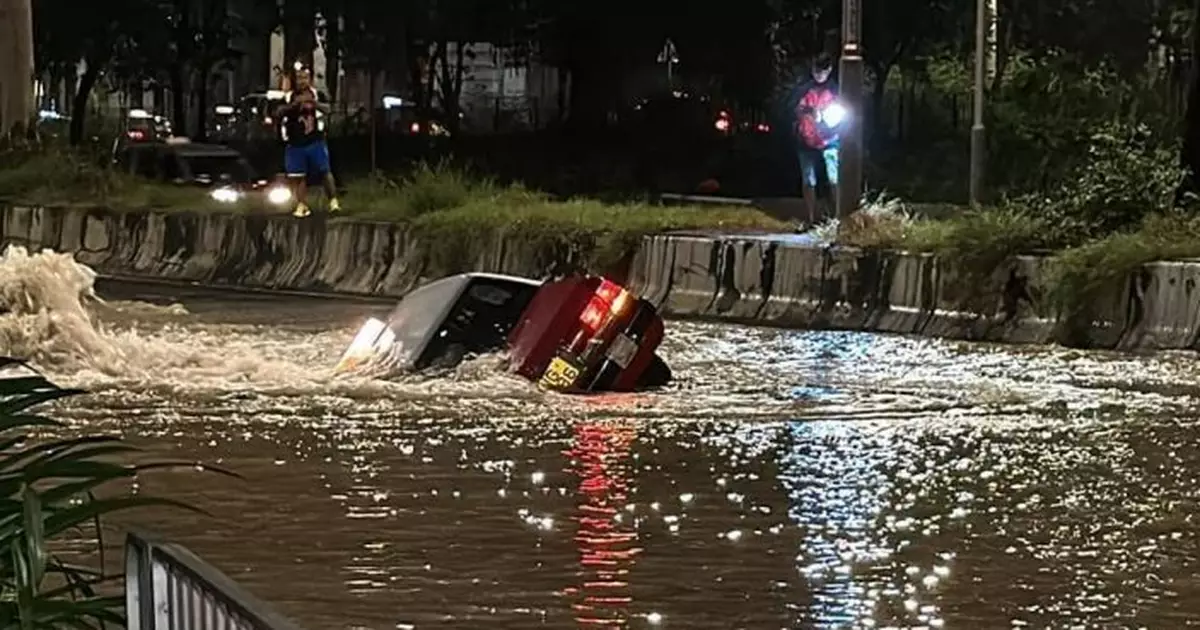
[837,0,864,219]
[0,0,35,135]
[969,0,987,206]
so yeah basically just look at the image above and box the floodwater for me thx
[6,246,1200,628]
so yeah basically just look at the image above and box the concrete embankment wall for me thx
[0,205,571,298]
[3,205,1198,350]
[629,233,1200,351]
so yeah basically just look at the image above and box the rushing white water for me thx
[0,245,536,401]
[7,244,1196,422]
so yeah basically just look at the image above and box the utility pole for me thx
[969,0,988,206]
[0,0,35,137]
[836,0,864,219]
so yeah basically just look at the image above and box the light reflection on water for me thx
[38,289,1200,628]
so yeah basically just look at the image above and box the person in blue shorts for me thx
[279,67,340,217]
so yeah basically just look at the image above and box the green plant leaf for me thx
[19,486,45,593]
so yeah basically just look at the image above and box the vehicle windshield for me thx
[382,276,469,368]
[182,154,254,183]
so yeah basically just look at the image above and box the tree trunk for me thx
[170,64,188,134]
[195,64,212,141]
[868,62,891,143]
[68,58,102,145]
[325,12,341,105]
[368,65,376,172]
[566,60,609,130]
[0,0,35,137]
[556,66,569,123]
[1178,0,1200,198]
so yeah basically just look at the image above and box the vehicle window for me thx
[182,154,253,183]
[422,277,540,367]
[382,277,470,368]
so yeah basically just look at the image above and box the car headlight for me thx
[209,186,241,203]
[335,317,396,374]
[266,185,292,205]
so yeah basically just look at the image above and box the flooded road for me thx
[12,252,1200,628]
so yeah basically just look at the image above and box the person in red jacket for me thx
[793,53,842,224]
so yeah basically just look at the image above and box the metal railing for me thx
[125,529,304,630]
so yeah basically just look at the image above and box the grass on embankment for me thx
[835,196,1200,324]
[0,151,782,224]
[0,150,785,274]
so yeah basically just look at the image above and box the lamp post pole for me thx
[969,0,988,205]
[0,0,35,136]
[836,0,864,219]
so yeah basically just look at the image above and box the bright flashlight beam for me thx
[820,103,847,128]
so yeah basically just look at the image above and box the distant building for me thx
[38,8,566,136]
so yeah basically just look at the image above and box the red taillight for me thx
[410,122,421,133]
[580,296,609,330]
[595,279,622,304]
[580,279,630,330]
[127,130,145,140]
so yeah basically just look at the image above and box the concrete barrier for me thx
[9,204,1200,351]
[631,234,1121,348]
[0,205,566,298]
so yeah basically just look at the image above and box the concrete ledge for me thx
[629,233,1196,350]
[6,204,1200,351]
[1,205,562,298]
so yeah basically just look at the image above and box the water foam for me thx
[0,245,536,401]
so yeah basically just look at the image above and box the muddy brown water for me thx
[36,280,1200,629]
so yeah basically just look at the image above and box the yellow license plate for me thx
[539,357,580,390]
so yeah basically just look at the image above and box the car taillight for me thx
[580,296,608,330]
[595,279,622,303]
[579,279,631,331]
[127,130,145,140]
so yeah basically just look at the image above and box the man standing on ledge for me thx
[280,67,340,217]
[793,53,840,225]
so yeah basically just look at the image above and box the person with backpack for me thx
[792,53,842,225]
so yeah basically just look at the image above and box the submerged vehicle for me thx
[336,272,672,392]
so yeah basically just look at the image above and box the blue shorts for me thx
[284,140,331,178]
[799,146,839,188]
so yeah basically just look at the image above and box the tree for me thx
[860,0,957,134]
[665,0,780,105]
[340,0,407,168]
[1180,0,1200,193]
[33,0,153,144]
[129,0,244,138]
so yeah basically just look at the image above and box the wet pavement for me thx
[26,277,1200,629]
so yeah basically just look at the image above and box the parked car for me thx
[113,138,294,207]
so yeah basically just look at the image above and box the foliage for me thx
[1011,122,1186,243]
[0,149,783,278]
[407,196,786,276]
[0,358,229,628]
[0,148,270,213]
[1046,212,1200,323]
